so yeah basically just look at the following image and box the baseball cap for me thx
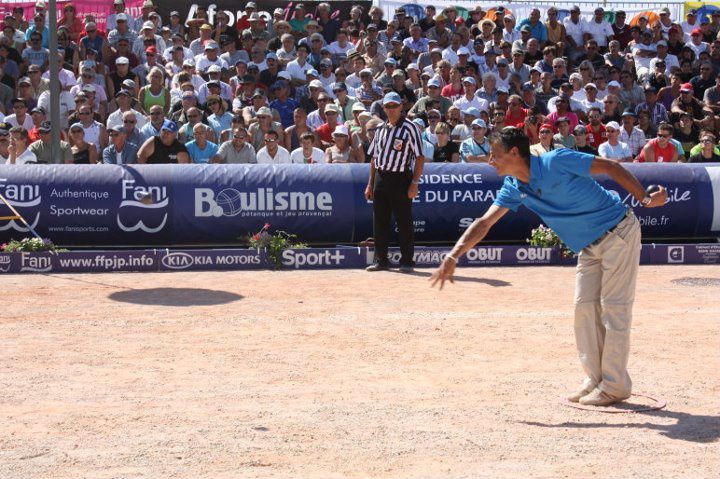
[251,89,265,99]
[115,56,129,65]
[352,103,366,112]
[621,110,636,118]
[608,80,622,88]
[116,13,127,21]
[692,28,702,35]
[122,79,136,89]
[183,58,195,67]
[306,68,319,77]
[170,11,180,17]
[382,92,402,105]
[108,124,126,134]
[81,84,96,93]
[266,52,278,61]
[407,63,419,71]
[555,116,569,124]
[308,79,324,89]
[462,76,476,85]
[412,118,426,128]
[497,87,509,94]
[464,107,481,118]
[656,40,668,47]
[145,46,157,54]
[18,76,31,86]
[38,121,52,133]
[332,125,349,137]
[471,118,487,128]
[584,83,597,91]
[332,82,347,91]
[277,71,292,81]
[324,103,340,113]
[204,42,219,50]
[142,21,154,30]
[520,25,531,32]
[605,121,621,130]
[115,89,131,98]
[428,77,441,88]
[384,58,397,66]
[521,82,535,92]
[181,91,196,99]
[574,125,587,134]
[160,119,178,133]
[207,64,222,73]
[457,47,470,56]
[680,83,693,92]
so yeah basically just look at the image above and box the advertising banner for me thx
[0,163,717,247]
[151,1,373,31]
[0,243,717,275]
[0,0,147,31]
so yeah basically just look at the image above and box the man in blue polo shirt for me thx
[431,127,668,407]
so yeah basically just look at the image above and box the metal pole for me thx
[48,0,60,161]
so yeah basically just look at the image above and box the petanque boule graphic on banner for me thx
[0,163,718,247]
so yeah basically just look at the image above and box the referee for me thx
[365,92,426,272]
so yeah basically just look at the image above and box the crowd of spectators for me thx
[0,1,719,165]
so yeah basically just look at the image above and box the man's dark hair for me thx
[488,127,530,161]
[658,122,674,135]
[264,129,279,139]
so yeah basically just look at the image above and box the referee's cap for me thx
[382,92,402,105]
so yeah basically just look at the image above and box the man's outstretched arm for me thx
[430,204,509,290]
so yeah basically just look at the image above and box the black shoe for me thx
[398,265,414,273]
[366,263,390,272]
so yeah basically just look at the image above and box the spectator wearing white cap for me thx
[453,76,488,114]
[579,83,604,114]
[459,118,491,162]
[598,121,633,161]
[133,0,155,33]
[132,20,165,60]
[408,76,452,119]
[324,124,362,163]
[189,23,213,57]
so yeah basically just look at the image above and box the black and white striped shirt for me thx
[368,118,424,172]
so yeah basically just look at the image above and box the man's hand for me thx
[430,257,456,290]
[646,185,668,207]
[408,182,419,199]
[364,183,373,200]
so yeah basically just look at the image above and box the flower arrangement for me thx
[527,224,575,258]
[246,223,307,268]
[1,237,65,253]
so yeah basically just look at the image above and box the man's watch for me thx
[641,195,652,206]
[411,179,420,185]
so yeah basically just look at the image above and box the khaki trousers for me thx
[574,211,641,398]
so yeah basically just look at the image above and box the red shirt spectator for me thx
[585,123,607,149]
[636,137,678,163]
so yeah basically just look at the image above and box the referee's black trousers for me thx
[372,170,414,266]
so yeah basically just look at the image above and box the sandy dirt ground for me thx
[0,265,718,479]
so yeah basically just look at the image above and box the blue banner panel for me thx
[0,244,717,274]
[0,163,717,246]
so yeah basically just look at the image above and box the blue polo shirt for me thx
[493,148,627,252]
[269,97,299,128]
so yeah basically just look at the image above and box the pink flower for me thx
[263,222,271,230]
[252,234,260,241]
